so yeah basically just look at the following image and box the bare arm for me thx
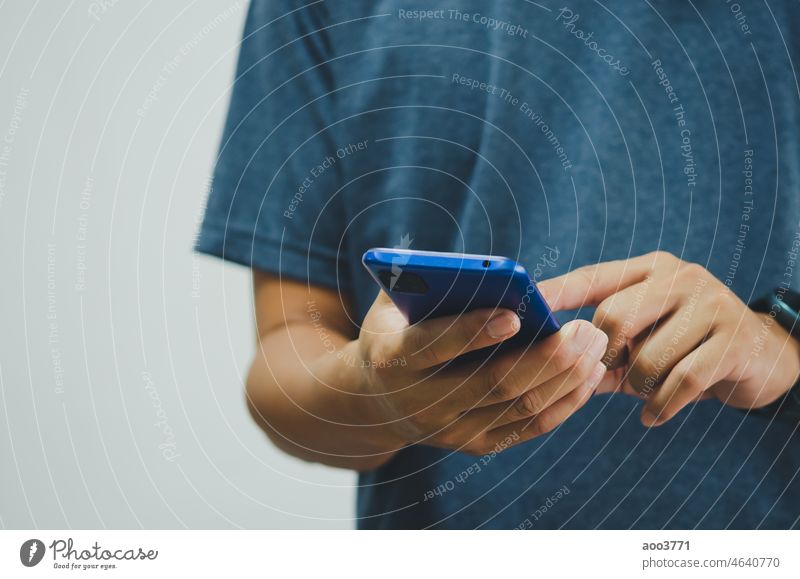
[247,271,607,471]
[246,271,400,471]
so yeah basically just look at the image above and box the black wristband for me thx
[750,288,800,338]
[749,288,800,422]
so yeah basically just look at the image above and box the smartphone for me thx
[362,248,560,354]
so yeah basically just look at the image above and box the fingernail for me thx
[641,410,658,427]
[566,321,595,350]
[588,330,608,359]
[587,362,605,390]
[486,312,520,339]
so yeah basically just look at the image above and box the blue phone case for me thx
[362,248,560,353]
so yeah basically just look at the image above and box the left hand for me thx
[538,251,800,426]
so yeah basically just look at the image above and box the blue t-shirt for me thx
[197,0,800,529]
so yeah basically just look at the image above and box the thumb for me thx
[363,289,410,333]
[374,288,394,306]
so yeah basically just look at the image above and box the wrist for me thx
[751,312,800,407]
[314,340,408,452]
[751,289,800,392]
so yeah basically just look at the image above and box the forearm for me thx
[246,324,401,471]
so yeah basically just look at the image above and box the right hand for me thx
[352,290,608,456]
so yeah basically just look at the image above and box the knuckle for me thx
[487,360,525,401]
[491,377,521,402]
[478,440,499,456]
[593,302,624,338]
[676,366,703,394]
[574,353,599,381]
[484,362,506,401]
[486,356,509,388]
[431,428,460,449]
[513,390,541,419]
[529,414,555,438]
[631,351,661,382]
[551,341,582,374]
[678,261,709,285]
[593,299,617,321]
[463,438,490,457]
[417,342,444,367]
[710,287,739,310]
[650,250,678,266]
[681,260,704,275]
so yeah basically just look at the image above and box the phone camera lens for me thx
[378,270,428,294]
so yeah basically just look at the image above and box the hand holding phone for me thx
[362,248,560,353]
[353,249,608,454]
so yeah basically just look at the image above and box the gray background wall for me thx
[0,0,355,529]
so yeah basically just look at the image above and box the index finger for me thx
[387,308,522,370]
[538,253,659,312]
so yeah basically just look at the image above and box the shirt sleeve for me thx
[195,0,348,290]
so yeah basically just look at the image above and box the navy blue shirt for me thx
[197,0,800,528]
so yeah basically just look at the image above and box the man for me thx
[197,0,800,528]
